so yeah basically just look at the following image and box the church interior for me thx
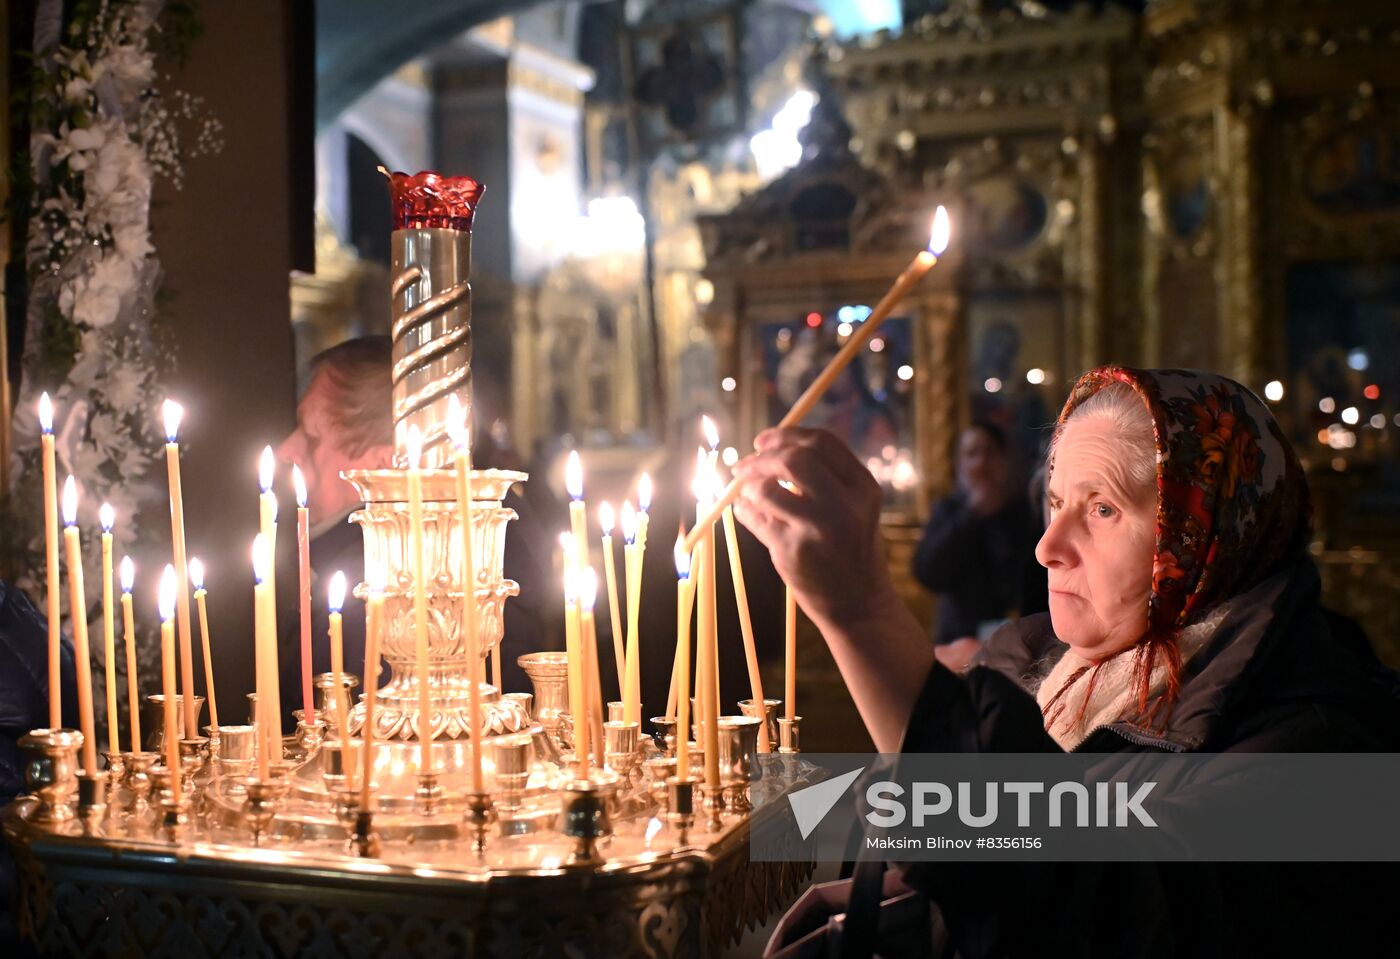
[3,0,1400,955]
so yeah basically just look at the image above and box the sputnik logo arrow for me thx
[788,767,866,839]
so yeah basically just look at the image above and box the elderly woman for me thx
[735,367,1400,957]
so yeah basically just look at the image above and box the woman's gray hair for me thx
[1054,381,1156,496]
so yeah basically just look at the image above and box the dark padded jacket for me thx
[896,561,1400,958]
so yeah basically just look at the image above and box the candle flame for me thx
[599,500,615,534]
[579,566,598,612]
[61,475,78,526]
[701,415,720,450]
[565,450,584,500]
[620,500,638,544]
[99,502,115,532]
[447,394,470,450]
[929,205,951,255]
[292,464,307,508]
[252,534,271,585]
[328,570,347,613]
[38,393,53,434]
[189,557,205,591]
[691,447,709,502]
[405,424,423,470]
[638,472,653,512]
[162,399,183,443]
[120,556,134,593]
[259,446,275,493]
[674,530,691,579]
[158,564,178,622]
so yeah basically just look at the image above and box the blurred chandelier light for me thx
[751,90,817,180]
[570,196,646,259]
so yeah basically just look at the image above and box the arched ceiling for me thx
[316,0,547,130]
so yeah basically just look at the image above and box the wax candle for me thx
[252,535,273,777]
[667,523,697,718]
[785,586,797,722]
[620,501,641,725]
[257,446,281,744]
[328,570,350,788]
[189,558,218,729]
[580,567,603,769]
[597,501,626,693]
[561,550,585,773]
[158,564,182,802]
[360,576,385,809]
[565,451,589,577]
[637,472,653,550]
[293,464,314,726]
[162,400,198,738]
[685,208,952,552]
[673,534,692,780]
[61,477,97,774]
[99,503,119,757]
[721,501,769,752]
[448,395,484,792]
[38,394,61,728]
[692,461,720,790]
[405,426,434,776]
[120,557,141,750]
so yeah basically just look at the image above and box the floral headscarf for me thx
[1054,366,1312,637]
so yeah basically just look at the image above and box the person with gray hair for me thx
[738,366,1400,957]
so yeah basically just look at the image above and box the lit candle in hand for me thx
[61,477,97,774]
[39,393,61,728]
[158,564,182,802]
[99,503,119,757]
[620,501,641,725]
[598,502,626,695]
[163,400,198,739]
[120,556,141,750]
[293,464,314,726]
[189,558,218,729]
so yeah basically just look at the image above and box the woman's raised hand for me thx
[731,427,898,629]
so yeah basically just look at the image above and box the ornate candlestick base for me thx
[120,751,159,816]
[349,808,381,858]
[644,757,678,813]
[178,737,210,802]
[561,780,610,865]
[76,773,107,831]
[213,726,256,794]
[697,782,725,833]
[492,735,531,813]
[649,716,679,757]
[667,778,696,846]
[159,796,192,839]
[415,771,445,817]
[463,791,496,854]
[18,729,82,824]
[101,751,126,795]
[777,716,801,754]
[242,776,290,846]
[294,716,328,760]
[738,698,781,752]
[603,720,640,784]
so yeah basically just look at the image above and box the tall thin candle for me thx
[448,395,484,793]
[293,465,315,725]
[598,501,626,693]
[580,567,603,769]
[405,426,434,776]
[189,559,218,728]
[61,477,97,774]
[620,501,641,725]
[120,557,141,750]
[38,394,61,728]
[360,576,385,809]
[561,551,585,772]
[785,586,797,722]
[565,451,589,575]
[257,447,281,744]
[673,535,692,780]
[252,535,273,777]
[693,462,720,790]
[328,570,350,788]
[637,472,653,550]
[162,400,198,738]
[721,503,769,751]
[99,503,119,757]
[158,565,182,802]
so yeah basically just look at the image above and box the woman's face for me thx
[1035,416,1156,659]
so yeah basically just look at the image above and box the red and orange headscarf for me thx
[1051,366,1312,726]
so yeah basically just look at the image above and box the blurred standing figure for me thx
[911,421,1045,671]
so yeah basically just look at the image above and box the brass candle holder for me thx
[19,729,82,824]
[738,698,781,752]
[120,751,159,816]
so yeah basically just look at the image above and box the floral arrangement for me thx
[6,0,216,728]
